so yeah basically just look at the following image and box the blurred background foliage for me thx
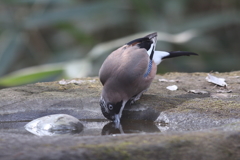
[0,0,239,87]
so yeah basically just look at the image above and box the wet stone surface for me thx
[0,72,240,160]
[25,114,84,136]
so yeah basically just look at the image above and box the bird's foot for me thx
[130,99,136,105]
[130,96,140,105]
[130,89,148,105]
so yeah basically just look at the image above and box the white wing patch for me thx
[146,43,154,56]
[152,51,170,65]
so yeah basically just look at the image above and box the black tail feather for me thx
[162,51,198,59]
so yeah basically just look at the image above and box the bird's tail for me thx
[162,51,198,59]
[153,51,198,65]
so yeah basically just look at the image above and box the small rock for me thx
[188,90,208,94]
[59,79,96,85]
[159,79,179,82]
[25,114,84,136]
[59,79,83,85]
[216,90,232,93]
[166,85,178,91]
[211,93,235,99]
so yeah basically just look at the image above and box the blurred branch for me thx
[88,30,199,60]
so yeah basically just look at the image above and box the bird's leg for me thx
[114,118,121,129]
[130,89,148,104]
[114,122,124,134]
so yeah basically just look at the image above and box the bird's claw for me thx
[130,100,135,105]
[130,98,137,105]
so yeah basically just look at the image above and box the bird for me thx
[99,32,197,124]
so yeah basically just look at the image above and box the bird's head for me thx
[99,97,125,124]
[126,32,157,59]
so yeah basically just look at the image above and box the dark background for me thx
[0,0,239,87]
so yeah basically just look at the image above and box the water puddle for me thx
[1,112,238,137]
[0,119,167,137]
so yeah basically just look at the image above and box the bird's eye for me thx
[108,105,113,110]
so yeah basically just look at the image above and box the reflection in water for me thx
[21,98,167,136]
[101,120,161,135]
[6,119,167,136]
[23,110,168,136]
[101,104,166,135]
[121,102,160,121]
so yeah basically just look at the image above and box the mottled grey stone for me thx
[0,72,240,160]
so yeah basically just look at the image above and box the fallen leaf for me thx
[206,74,227,87]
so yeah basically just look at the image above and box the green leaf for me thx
[0,64,64,87]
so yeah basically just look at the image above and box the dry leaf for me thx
[206,74,227,87]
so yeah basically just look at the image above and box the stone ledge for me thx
[0,71,240,160]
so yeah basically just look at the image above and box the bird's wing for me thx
[99,46,149,93]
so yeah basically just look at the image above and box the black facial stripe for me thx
[137,40,152,51]
[100,100,124,121]
[108,100,123,114]
[126,36,154,55]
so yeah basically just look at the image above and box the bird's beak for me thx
[114,114,121,127]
